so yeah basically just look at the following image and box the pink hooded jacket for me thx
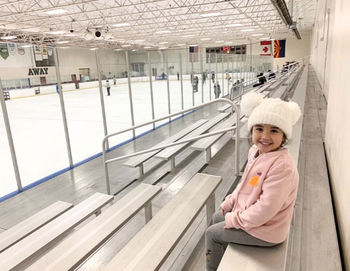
[221,145,299,243]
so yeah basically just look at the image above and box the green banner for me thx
[0,43,9,60]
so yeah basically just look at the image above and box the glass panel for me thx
[1,45,69,188]
[128,51,153,136]
[0,106,17,198]
[149,50,170,127]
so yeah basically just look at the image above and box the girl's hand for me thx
[221,207,225,216]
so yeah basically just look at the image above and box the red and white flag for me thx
[260,40,272,56]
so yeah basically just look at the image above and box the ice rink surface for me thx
[0,77,230,198]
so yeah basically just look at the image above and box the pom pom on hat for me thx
[287,100,302,125]
[240,92,264,116]
[240,92,302,139]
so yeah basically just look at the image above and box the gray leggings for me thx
[205,211,277,271]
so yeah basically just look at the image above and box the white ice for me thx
[0,76,234,198]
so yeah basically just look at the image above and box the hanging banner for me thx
[41,44,48,60]
[8,43,16,56]
[34,45,43,61]
[260,40,272,56]
[17,45,25,55]
[273,39,286,58]
[0,43,9,60]
[189,46,199,62]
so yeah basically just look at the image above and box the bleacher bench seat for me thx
[102,173,222,271]
[0,192,113,270]
[123,119,208,176]
[27,183,161,271]
[155,113,230,169]
[0,201,72,253]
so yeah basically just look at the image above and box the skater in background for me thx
[106,80,111,96]
[193,76,199,92]
[225,72,232,82]
[202,71,207,85]
[230,80,240,100]
[211,72,215,84]
[177,72,180,81]
[214,81,221,98]
[225,72,232,92]
[113,75,116,85]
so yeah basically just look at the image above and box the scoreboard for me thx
[206,45,246,55]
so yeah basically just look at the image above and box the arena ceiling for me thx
[0,0,317,50]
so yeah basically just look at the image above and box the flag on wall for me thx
[260,41,272,56]
[189,46,199,62]
[273,39,286,58]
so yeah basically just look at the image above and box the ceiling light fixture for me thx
[48,30,65,35]
[90,48,98,50]
[156,30,171,34]
[226,23,243,27]
[1,36,16,40]
[113,23,130,27]
[200,12,222,17]
[56,41,69,44]
[200,38,211,40]
[241,29,254,32]
[44,9,67,15]
[252,33,264,36]
[159,41,168,44]
[121,44,131,47]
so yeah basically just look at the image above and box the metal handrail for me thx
[102,98,240,195]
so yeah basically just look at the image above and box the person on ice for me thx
[213,82,221,98]
[106,80,111,96]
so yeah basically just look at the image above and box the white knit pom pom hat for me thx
[240,92,301,139]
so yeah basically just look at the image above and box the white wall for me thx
[0,47,130,81]
[272,32,311,70]
[311,0,350,269]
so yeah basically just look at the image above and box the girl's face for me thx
[252,124,285,154]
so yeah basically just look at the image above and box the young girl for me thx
[205,92,301,271]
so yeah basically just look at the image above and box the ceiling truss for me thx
[0,0,316,50]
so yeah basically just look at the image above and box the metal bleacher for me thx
[1,63,334,271]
